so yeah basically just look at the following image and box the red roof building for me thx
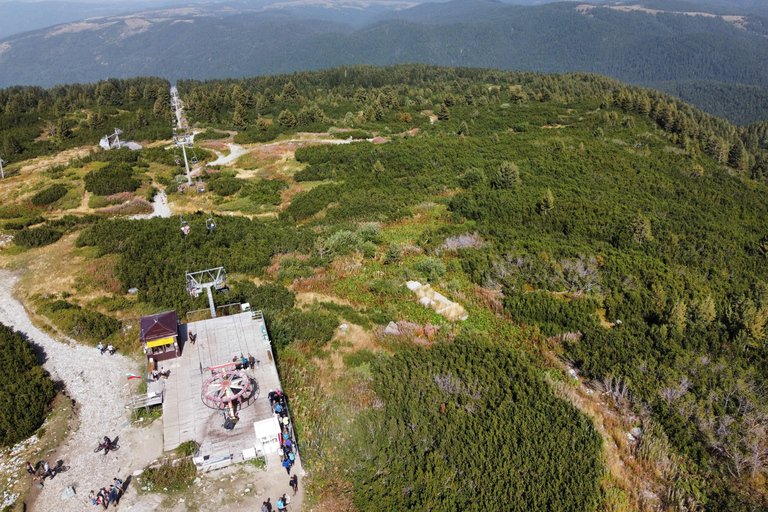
[140,311,179,362]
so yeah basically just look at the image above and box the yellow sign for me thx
[146,337,174,348]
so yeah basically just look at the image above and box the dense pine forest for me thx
[2,64,768,510]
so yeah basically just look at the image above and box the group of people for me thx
[269,390,293,440]
[88,478,123,509]
[25,460,53,481]
[97,342,115,355]
[150,367,170,381]
[233,353,258,370]
[261,479,297,512]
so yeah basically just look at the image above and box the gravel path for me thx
[0,270,161,511]
[208,143,250,166]
[131,191,171,220]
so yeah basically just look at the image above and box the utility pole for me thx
[0,156,5,179]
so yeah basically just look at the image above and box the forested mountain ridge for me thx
[1,1,767,124]
[3,64,768,509]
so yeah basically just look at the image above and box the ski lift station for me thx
[137,306,298,473]
[99,128,142,151]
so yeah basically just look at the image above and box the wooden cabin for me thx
[140,311,180,362]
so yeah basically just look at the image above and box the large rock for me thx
[384,322,400,335]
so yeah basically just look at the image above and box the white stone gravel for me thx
[0,270,159,511]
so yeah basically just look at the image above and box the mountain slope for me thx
[1,1,767,123]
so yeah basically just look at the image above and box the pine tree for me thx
[373,101,384,121]
[2,135,21,157]
[133,109,147,128]
[233,102,248,130]
[128,86,142,103]
[277,109,297,128]
[490,161,519,189]
[372,160,385,175]
[539,188,555,214]
[728,140,746,170]
[283,81,299,100]
[630,215,653,244]
[437,104,450,121]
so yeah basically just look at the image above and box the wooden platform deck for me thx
[162,311,288,465]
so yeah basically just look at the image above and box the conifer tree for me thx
[277,109,297,128]
[437,103,450,121]
[540,188,555,214]
[233,102,248,129]
[491,161,519,189]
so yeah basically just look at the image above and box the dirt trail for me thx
[131,191,172,220]
[0,270,163,511]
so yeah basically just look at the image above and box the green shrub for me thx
[40,302,121,343]
[194,129,228,140]
[343,349,378,368]
[384,242,402,264]
[3,216,45,231]
[414,257,446,281]
[13,225,63,248]
[266,309,338,349]
[325,230,360,255]
[0,323,57,447]
[333,130,370,140]
[84,162,141,195]
[361,241,377,258]
[30,184,68,206]
[232,281,295,313]
[347,342,603,511]
[208,177,243,196]
[140,458,197,492]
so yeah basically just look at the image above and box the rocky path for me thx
[208,143,250,166]
[0,270,162,511]
[131,191,171,220]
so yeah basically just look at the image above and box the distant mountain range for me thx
[1,0,767,124]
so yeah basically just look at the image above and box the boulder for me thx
[384,322,400,335]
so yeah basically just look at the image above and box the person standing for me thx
[24,462,36,479]
[282,458,291,475]
[289,474,298,495]
[261,502,269,512]
[42,460,52,480]
[265,497,273,511]
[276,496,285,511]
[89,490,97,505]
[113,477,123,503]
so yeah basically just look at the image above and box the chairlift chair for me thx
[197,180,205,193]
[206,215,216,231]
[180,216,191,236]
[190,151,198,165]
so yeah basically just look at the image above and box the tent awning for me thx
[146,337,174,348]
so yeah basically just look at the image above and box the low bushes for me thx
[140,458,197,492]
[13,225,64,248]
[84,162,141,195]
[38,299,121,344]
[3,216,45,231]
[30,184,68,206]
[0,323,57,446]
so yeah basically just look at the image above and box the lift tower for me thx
[186,267,228,318]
